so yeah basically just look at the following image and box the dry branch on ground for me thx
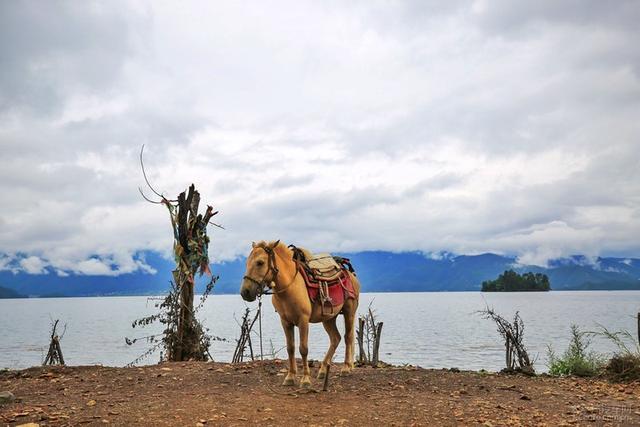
[479,307,535,375]
[43,319,65,366]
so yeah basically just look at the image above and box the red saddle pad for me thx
[302,267,356,308]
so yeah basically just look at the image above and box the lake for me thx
[1,291,638,372]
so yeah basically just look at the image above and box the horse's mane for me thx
[253,240,293,257]
[253,240,280,249]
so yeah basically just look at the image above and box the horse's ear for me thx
[251,241,256,248]
[271,239,280,248]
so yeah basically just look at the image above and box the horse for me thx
[239,240,361,387]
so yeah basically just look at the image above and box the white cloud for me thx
[19,256,47,275]
[0,255,18,274]
[423,251,455,261]
[0,0,639,275]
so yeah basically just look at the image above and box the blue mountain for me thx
[1,251,639,297]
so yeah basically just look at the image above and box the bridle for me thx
[243,244,279,296]
[243,243,298,296]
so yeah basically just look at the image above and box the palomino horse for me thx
[239,240,361,387]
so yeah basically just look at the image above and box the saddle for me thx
[289,245,356,313]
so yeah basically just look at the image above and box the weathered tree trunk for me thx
[175,273,192,361]
[165,184,216,361]
[134,147,221,365]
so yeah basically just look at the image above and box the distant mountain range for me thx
[1,251,639,297]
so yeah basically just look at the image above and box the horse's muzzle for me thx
[240,288,255,302]
[240,280,258,302]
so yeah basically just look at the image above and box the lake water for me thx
[1,291,638,372]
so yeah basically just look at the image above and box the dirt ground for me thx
[1,360,639,426]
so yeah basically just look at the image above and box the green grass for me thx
[547,325,605,377]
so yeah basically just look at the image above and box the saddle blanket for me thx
[302,267,356,308]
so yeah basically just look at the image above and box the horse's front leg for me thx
[298,320,311,388]
[281,319,297,386]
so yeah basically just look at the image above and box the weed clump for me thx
[547,325,604,377]
[594,325,640,382]
[605,354,640,382]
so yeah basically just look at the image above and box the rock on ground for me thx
[0,391,15,405]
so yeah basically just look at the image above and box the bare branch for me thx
[138,187,163,204]
[139,144,164,198]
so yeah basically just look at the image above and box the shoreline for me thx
[2,360,639,425]
[2,288,640,300]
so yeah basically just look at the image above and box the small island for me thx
[481,270,551,292]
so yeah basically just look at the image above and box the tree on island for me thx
[481,270,551,292]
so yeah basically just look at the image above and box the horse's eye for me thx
[256,260,265,267]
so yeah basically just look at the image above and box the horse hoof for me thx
[340,367,352,376]
[317,370,326,380]
[282,377,295,386]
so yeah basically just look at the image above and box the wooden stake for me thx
[372,322,383,367]
[357,317,366,364]
[322,364,331,391]
[55,338,65,365]
[43,320,65,366]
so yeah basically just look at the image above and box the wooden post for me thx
[55,338,65,365]
[248,333,254,361]
[505,341,510,370]
[357,317,366,364]
[372,322,383,367]
[322,364,331,392]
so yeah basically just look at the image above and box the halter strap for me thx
[271,265,299,295]
[243,243,297,296]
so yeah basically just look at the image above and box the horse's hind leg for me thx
[317,316,341,379]
[341,299,357,374]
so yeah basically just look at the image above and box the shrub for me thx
[605,354,640,382]
[592,324,640,382]
[547,325,604,377]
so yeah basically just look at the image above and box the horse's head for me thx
[240,240,280,302]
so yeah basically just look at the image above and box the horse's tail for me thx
[347,270,361,299]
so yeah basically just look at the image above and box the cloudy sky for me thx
[1,1,639,276]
